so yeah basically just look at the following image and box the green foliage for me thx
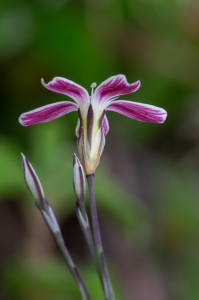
[2,258,124,300]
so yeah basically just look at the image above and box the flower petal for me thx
[75,118,81,137]
[19,102,78,126]
[102,115,109,136]
[41,77,90,106]
[107,100,167,123]
[93,75,140,105]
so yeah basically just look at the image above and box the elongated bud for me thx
[21,153,45,207]
[73,154,86,206]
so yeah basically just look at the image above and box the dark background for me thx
[1,0,199,299]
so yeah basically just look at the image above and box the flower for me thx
[19,75,167,174]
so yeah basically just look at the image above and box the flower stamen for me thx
[90,82,97,99]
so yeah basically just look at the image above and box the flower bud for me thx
[21,153,45,206]
[73,154,86,205]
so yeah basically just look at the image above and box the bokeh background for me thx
[1,0,199,299]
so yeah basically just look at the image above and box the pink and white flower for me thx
[19,75,167,174]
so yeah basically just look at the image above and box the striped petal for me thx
[75,118,81,137]
[102,115,109,136]
[93,75,140,105]
[41,77,90,107]
[19,102,78,127]
[106,100,167,123]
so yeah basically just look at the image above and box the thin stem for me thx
[87,174,102,250]
[37,204,90,300]
[87,174,115,300]
[55,234,91,300]
[76,205,103,283]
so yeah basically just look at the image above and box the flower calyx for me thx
[78,105,105,175]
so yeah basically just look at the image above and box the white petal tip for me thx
[18,114,30,127]
[18,116,24,126]
[73,153,77,165]
[160,111,167,123]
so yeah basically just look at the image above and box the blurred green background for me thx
[1,0,199,299]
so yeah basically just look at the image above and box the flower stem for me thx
[37,204,90,300]
[87,174,115,300]
[76,205,102,280]
[55,234,90,300]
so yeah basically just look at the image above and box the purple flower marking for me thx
[93,74,140,105]
[107,101,166,123]
[20,102,78,127]
[41,77,90,106]
[19,74,167,174]
[19,74,167,132]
